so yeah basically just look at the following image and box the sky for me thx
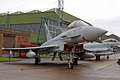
[0,0,120,36]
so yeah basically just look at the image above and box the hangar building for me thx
[0,8,92,57]
[0,8,92,45]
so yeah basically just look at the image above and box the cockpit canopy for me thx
[67,20,90,29]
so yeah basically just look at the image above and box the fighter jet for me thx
[102,38,120,54]
[83,42,114,60]
[82,38,120,60]
[2,20,107,69]
[102,38,120,49]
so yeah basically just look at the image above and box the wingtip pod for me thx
[26,50,36,58]
[83,26,108,41]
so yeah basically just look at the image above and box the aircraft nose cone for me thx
[83,26,108,40]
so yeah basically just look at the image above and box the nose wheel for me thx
[68,53,78,69]
[69,63,73,69]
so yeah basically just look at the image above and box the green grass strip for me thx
[0,57,20,62]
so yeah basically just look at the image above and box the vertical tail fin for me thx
[44,23,52,41]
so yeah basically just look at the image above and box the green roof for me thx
[45,8,92,25]
[11,11,24,14]
[0,8,92,43]
[0,8,92,25]
[27,10,42,13]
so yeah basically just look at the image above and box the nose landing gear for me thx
[68,53,78,69]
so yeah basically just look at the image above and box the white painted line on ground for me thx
[94,61,116,70]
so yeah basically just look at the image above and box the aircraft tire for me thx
[35,57,39,65]
[69,63,73,69]
[96,56,101,60]
[106,56,109,59]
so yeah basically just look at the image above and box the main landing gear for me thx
[106,56,109,59]
[35,54,40,65]
[96,56,101,60]
[34,52,79,69]
[96,55,110,60]
[52,53,63,61]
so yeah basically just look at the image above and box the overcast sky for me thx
[0,0,120,36]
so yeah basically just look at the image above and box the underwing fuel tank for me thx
[26,50,36,58]
[77,52,95,58]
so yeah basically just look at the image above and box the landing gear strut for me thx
[68,53,74,69]
[73,58,78,65]
[96,56,101,60]
[35,54,40,65]
[58,53,63,61]
[52,52,63,61]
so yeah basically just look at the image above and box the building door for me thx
[3,35,15,56]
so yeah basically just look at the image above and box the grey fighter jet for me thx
[83,38,120,60]
[83,42,114,60]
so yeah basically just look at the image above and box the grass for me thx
[0,54,67,61]
[40,54,56,58]
[0,57,20,62]
[40,54,67,58]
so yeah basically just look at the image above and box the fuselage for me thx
[83,42,114,57]
[41,25,107,53]
[42,26,107,46]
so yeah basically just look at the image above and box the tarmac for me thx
[0,54,120,80]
